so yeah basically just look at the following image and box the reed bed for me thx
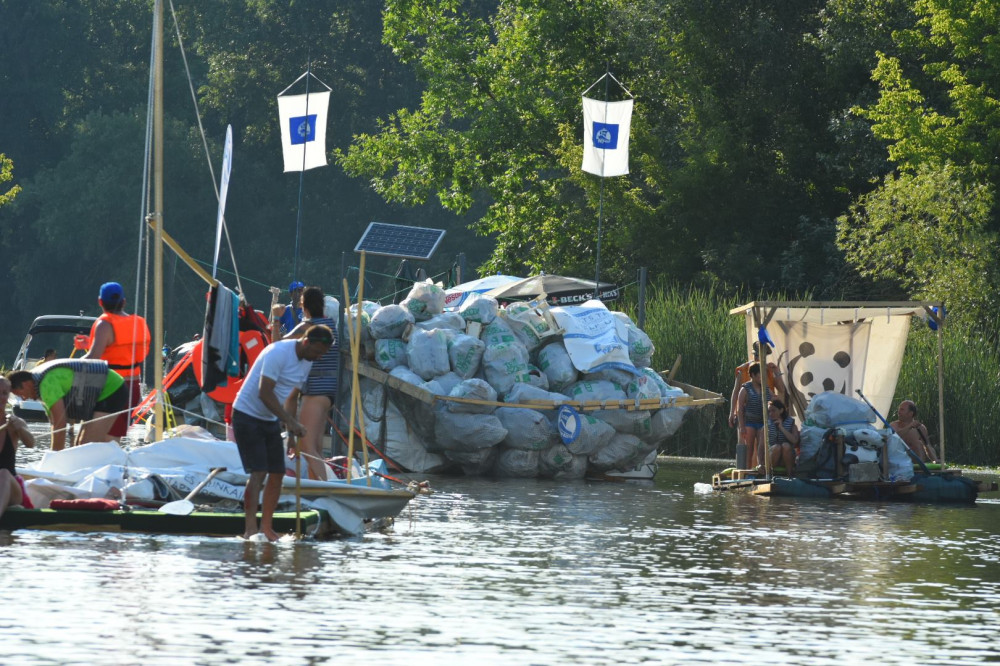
[621,283,744,458]
[895,325,1000,466]
[624,284,1000,466]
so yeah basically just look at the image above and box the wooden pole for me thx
[936,312,946,465]
[753,307,771,478]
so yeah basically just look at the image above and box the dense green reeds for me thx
[895,325,1000,466]
[621,283,744,458]
[623,283,1000,466]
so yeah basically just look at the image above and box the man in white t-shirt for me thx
[232,324,333,541]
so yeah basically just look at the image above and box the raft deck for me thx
[0,507,336,538]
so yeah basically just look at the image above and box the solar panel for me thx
[354,222,446,260]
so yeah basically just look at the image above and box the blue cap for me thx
[99,282,124,303]
[289,281,305,292]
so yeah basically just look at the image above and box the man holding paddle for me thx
[231,324,333,541]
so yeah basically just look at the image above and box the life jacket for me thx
[91,313,151,378]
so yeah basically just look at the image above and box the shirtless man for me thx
[890,400,940,463]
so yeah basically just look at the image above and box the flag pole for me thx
[292,59,312,283]
[593,63,610,300]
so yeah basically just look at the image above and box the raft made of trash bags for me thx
[343,279,716,479]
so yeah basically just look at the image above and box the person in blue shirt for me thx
[270,281,305,340]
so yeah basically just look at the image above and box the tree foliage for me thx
[843,0,1000,327]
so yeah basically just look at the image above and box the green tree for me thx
[844,0,1000,326]
[837,163,999,319]
[341,0,866,292]
[0,154,19,207]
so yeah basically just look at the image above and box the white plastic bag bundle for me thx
[536,342,578,392]
[804,392,876,428]
[420,379,447,396]
[481,317,518,346]
[624,373,661,401]
[432,371,463,396]
[884,432,915,482]
[640,368,672,396]
[564,380,626,404]
[363,390,447,473]
[493,448,541,478]
[584,368,638,387]
[406,328,451,380]
[538,444,588,479]
[482,342,532,397]
[504,383,568,407]
[589,433,647,472]
[323,295,341,319]
[448,334,486,379]
[444,447,498,476]
[402,280,446,321]
[563,412,616,456]
[642,407,688,444]
[446,378,497,414]
[495,407,558,450]
[416,312,467,331]
[434,410,507,452]
[503,302,551,351]
[345,306,371,345]
[525,365,550,390]
[594,409,652,438]
[389,365,425,386]
[369,304,415,340]
[613,312,655,368]
[374,338,408,371]
[459,293,499,324]
[797,425,826,460]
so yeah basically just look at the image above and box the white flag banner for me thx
[212,125,233,279]
[581,96,633,177]
[277,90,331,172]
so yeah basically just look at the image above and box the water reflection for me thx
[2,455,998,664]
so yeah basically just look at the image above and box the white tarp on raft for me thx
[734,302,932,421]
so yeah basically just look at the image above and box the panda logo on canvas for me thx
[788,342,853,403]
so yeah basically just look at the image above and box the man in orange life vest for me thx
[82,282,151,441]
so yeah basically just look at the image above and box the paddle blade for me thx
[158,499,195,516]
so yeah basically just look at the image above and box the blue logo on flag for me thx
[592,122,619,149]
[289,114,317,145]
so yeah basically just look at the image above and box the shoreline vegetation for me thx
[628,283,1000,468]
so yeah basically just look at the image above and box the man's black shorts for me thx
[231,409,285,474]
[93,383,128,417]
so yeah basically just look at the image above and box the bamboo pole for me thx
[936,313,946,465]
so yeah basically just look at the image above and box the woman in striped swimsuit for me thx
[736,364,770,470]
[765,399,799,476]
[284,286,340,480]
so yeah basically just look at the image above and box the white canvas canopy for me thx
[730,301,945,437]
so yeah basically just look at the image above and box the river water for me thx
[3,439,999,665]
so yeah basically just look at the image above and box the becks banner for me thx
[581,97,633,177]
[277,90,331,172]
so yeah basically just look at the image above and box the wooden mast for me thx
[152,0,165,442]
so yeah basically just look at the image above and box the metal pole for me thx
[457,252,466,285]
[292,62,312,282]
[334,250,347,456]
[593,65,610,300]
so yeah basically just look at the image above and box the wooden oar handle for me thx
[182,466,226,502]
